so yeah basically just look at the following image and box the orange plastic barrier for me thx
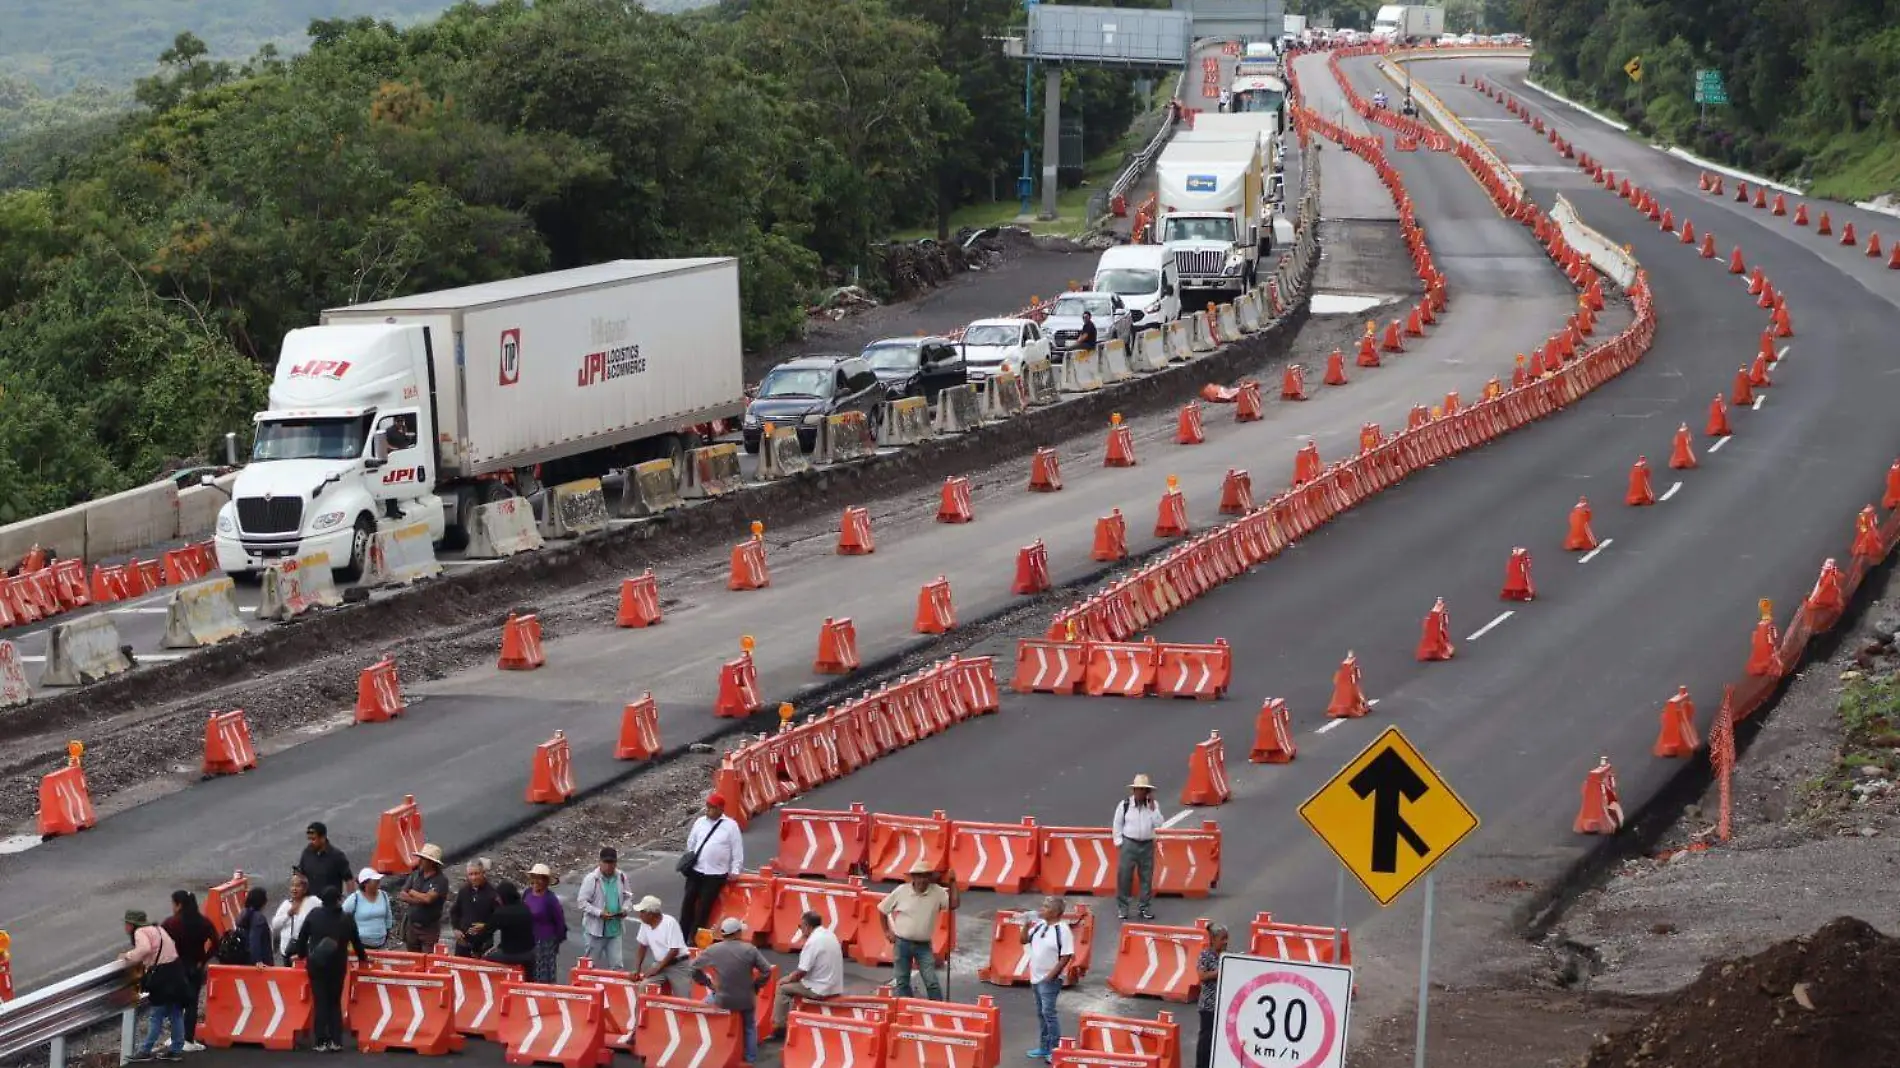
[201,965,313,1051]
[729,535,771,590]
[497,983,609,1068]
[358,949,431,973]
[1077,1011,1181,1068]
[888,1023,985,1068]
[634,995,744,1068]
[1085,640,1160,698]
[616,693,662,760]
[837,506,877,555]
[948,818,1039,892]
[784,1012,888,1068]
[1104,421,1137,467]
[1014,638,1086,695]
[792,994,896,1022]
[1029,448,1064,492]
[777,803,870,878]
[815,617,861,674]
[1249,698,1297,764]
[346,971,461,1054]
[499,612,546,670]
[1573,756,1625,835]
[355,657,406,723]
[915,577,956,634]
[527,730,577,804]
[202,709,259,777]
[371,794,424,875]
[1092,511,1128,562]
[36,761,95,838]
[938,477,975,523]
[1052,1037,1158,1068]
[433,955,518,1039]
[892,996,1000,1068]
[1218,469,1253,516]
[1153,640,1230,699]
[1153,823,1221,898]
[1013,541,1052,596]
[1035,827,1116,896]
[1105,920,1207,1002]
[1247,916,1352,965]
[706,868,777,943]
[1178,732,1230,805]
[616,570,663,628]
[771,877,864,953]
[849,889,955,966]
[715,650,762,718]
[1653,686,1700,759]
[1174,403,1205,445]
[1153,486,1188,538]
[205,871,248,935]
[979,907,1095,988]
[567,965,646,1051]
[868,810,951,881]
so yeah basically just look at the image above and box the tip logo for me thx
[1186,174,1218,192]
[288,360,351,380]
[499,329,521,386]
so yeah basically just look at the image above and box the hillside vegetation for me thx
[1526,0,1900,199]
[0,0,1146,522]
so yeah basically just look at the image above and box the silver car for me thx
[1040,292,1136,359]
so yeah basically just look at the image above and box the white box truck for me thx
[213,259,746,579]
[1371,5,1444,43]
[1154,138,1266,303]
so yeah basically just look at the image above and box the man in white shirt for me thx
[1112,774,1165,920]
[772,911,844,1033]
[679,793,745,938]
[630,895,694,995]
[1021,897,1076,1061]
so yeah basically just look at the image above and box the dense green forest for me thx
[1526,0,1900,198]
[0,0,1147,521]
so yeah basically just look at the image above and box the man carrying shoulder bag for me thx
[678,792,744,938]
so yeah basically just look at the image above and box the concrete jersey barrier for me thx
[161,576,249,649]
[979,374,1027,422]
[83,481,178,562]
[0,639,28,708]
[467,498,545,559]
[1099,339,1134,383]
[684,445,742,499]
[363,520,442,588]
[257,552,342,622]
[1217,303,1244,340]
[1021,360,1060,406]
[759,426,812,480]
[621,459,686,516]
[40,612,135,686]
[1551,194,1640,289]
[1131,329,1169,373]
[1164,321,1193,363]
[880,397,933,446]
[1188,312,1217,353]
[544,478,611,539]
[825,412,876,463]
[0,505,86,571]
[932,385,981,434]
[1057,349,1106,392]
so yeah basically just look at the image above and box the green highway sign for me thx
[1695,69,1728,105]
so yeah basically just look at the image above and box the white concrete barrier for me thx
[40,613,134,687]
[0,505,87,570]
[1021,360,1060,406]
[363,520,442,588]
[683,444,742,499]
[759,426,812,480]
[1164,321,1193,363]
[1131,329,1169,373]
[0,639,28,709]
[176,472,239,539]
[932,385,981,434]
[825,412,876,462]
[1099,339,1134,383]
[979,374,1027,422]
[1218,303,1244,340]
[880,397,933,446]
[545,478,611,539]
[467,498,545,558]
[257,551,342,622]
[621,458,686,516]
[1550,194,1640,289]
[161,576,248,649]
[1237,293,1263,333]
[82,482,178,561]
[1189,312,1217,353]
[1057,349,1105,392]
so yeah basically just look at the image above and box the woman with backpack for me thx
[343,870,393,949]
[224,887,272,966]
[160,890,219,1052]
[291,888,370,1052]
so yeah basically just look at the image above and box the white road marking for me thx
[1163,809,1197,828]
[1315,719,1347,735]
[1579,538,1614,564]
[1777,346,1790,361]
[1660,481,1682,502]
[1710,436,1731,453]
[17,652,189,664]
[1367,698,1381,707]
[1466,611,1514,641]
[1752,395,1765,411]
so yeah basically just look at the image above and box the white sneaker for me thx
[181,1043,205,1053]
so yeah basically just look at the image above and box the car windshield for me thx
[1095,269,1162,296]
[863,341,922,371]
[253,416,371,462]
[962,325,1019,348]
[1233,89,1284,113]
[757,368,834,398]
[1050,296,1113,318]
[1165,217,1236,243]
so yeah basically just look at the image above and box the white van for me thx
[1092,245,1180,324]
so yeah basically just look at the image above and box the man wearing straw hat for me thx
[1112,774,1165,920]
[397,843,451,952]
[877,860,958,1000]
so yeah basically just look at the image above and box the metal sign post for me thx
[1412,873,1436,1068]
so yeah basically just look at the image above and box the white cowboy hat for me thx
[908,860,937,876]
[527,863,557,882]
[635,895,665,914]
[412,843,445,865]
[1129,774,1156,791]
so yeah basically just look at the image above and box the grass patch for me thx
[1801,128,1900,202]
[1803,673,1900,809]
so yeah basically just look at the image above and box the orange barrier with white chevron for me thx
[1105,920,1208,1003]
[634,995,744,1068]
[435,955,517,1039]
[979,906,1096,988]
[770,876,864,953]
[948,818,1039,892]
[1076,1011,1181,1068]
[496,982,609,1068]
[567,964,646,1052]
[201,965,313,1051]
[345,971,462,1054]
[868,810,950,881]
[1246,914,1352,965]
[776,802,870,878]
[892,996,1000,1068]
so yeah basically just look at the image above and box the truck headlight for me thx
[803,412,826,426]
[216,513,234,535]
[311,510,346,531]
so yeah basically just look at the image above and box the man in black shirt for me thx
[296,822,354,902]
[1075,312,1099,361]
[398,844,451,952]
[448,859,502,958]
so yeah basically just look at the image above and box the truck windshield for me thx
[1165,217,1237,243]
[863,341,923,371]
[1050,296,1114,318]
[758,368,835,398]
[962,325,1019,347]
[1095,269,1162,295]
[252,416,372,462]
[1234,90,1285,114]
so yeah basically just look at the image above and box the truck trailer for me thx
[1371,4,1444,43]
[1153,138,1266,303]
[214,259,746,579]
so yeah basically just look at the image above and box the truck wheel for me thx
[338,515,375,583]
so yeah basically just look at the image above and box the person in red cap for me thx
[678,792,744,938]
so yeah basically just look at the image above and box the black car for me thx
[742,353,886,453]
[861,336,967,403]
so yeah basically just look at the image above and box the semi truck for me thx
[213,259,746,580]
[1235,41,1279,78]
[1371,4,1445,43]
[1153,137,1267,304]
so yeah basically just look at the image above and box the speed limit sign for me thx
[1211,954,1354,1068]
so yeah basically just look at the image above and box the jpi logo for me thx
[499,329,521,386]
[288,360,351,380]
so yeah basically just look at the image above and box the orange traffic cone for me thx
[1748,349,1772,388]
[1573,757,1624,835]
[1176,403,1206,445]
[1869,233,1885,259]
[1415,598,1454,661]
[1323,349,1348,386]
[1745,598,1783,678]
[937,476,975,523]
[1806,557,1846,617]
[1382,320,1405,353]
[914,576,956,634]
[1028,447,1063,492]
[1092,510,1128,562]
[1356,333,1382,367]
[615,693,661,759]
[1772,302,1793,337]
[1882,459,1900,509]
[1012,540,1052,595]
[616,570,664,628]
[838,505,876,554]
[1728,246,1746,274]
[1855,506,1885,563]
[1756,279,1776,309]
[1325,652,1370,719]
[1282,364,1308,400]
[1511,354,1528,388]
[813,616,860,674]
[1292,441,1322,487]
[1753,184,1768,209]
[1732,368,1755,407]
[1249,698,1298,764]
[1155,477,1189,537]
[1818,210,1833,236]
[1659,207,1674,232]
[1668,424,1697,470]
[1733,180,1748,203]
[1680,218,1696,244]
[1794,202,1810,226]
[1180,730,1232,806]
[1234,380,1264,422]
[1889,243,1900,269]
[1626,457,1656,506]
[498,612,546,670]
[715,640,761,718]
[1759,330,1779,365]
[1653,687,1699,759]
[1501,547,1535,601]
[1564,497,1598,551]
[1746,265,1765,295]
[1772,192,1787,216]
[1700,232,1717,259]
[525,731,575,804]
[1443,390,1461,416]
[1405,306,1425,337]
[1219,468,1254,516]
[1104,414,1137,467]
[1842,221,1858,246]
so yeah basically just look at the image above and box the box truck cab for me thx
[1154,138,1267,303]
[1092,245,1180,324]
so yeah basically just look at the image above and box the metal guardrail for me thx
[0,961,140,1066]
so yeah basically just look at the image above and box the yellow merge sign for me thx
[1624,56,1644,82]
[1298,726,1479,906]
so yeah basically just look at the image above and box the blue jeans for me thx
[892,938,942,1000]
[1033,977,1062,1053]
[139,1003,185,1055]
[739,1006,758,1064]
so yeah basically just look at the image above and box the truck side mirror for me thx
[366,430,390,469]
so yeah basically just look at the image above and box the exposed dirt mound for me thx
[1584,917,1900,1068]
